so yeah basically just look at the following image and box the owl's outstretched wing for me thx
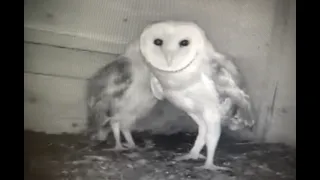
[212,64,256,130]
[203,41,248,108]
[213,66,249,108]
[203,41,256,130]
[204,41,242,85]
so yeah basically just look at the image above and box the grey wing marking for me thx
[212,62,256,130]
[88,57,133,101]
[86,56,133,137]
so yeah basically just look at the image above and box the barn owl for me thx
[139,20,255,171]
[86,40,158,151]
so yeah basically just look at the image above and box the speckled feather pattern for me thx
[86,41,157,141]
[208,57,256,130]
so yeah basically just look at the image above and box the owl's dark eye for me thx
[153,39,163,46]
[179,39,189,47]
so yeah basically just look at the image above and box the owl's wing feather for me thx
[214,66,256,129]
[214,68,249,109]
[150,74,165,100]
[203,41,256,129]
[204,41,242,85]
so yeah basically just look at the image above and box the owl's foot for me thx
[195,164,231,172]
[174,152,206,161]
[104,144,128,151]
[123,143,138,150]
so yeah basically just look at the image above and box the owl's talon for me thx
[123,143,138,150]
[195,164,231,172]
[104,145,128,151]
[174,153,206,161]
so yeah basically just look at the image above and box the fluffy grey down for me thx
[86,41,157,149]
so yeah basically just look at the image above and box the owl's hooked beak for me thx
[163,52,174,66]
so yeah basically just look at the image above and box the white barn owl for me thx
[86,40,158,151]
[139,20,255,171]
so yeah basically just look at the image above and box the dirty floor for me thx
[24,131,296,180]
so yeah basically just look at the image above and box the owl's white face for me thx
[140,21,207,72]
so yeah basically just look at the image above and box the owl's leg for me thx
[121,128,137,149]
[175,113,206,161]
[195,109,231,171]
[105,121,127,151]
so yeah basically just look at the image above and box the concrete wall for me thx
[24,0,296,146]
[257,0,296,146]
